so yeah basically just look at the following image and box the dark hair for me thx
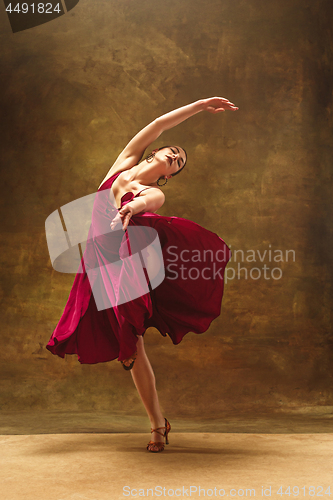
[145,145,187,177]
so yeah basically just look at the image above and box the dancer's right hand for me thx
[110,205,133,232]
[202,97,238,113]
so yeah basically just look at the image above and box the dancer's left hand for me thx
[110,205,133,232]
[203,97,238,113]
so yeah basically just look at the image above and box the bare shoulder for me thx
[146,186,164,195]
[144,187,165,200]
[139,187,165,212]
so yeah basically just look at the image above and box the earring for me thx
[146,152,155,163]
[157,177,168,187]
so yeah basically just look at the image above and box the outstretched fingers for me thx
[204,97,239,113]
[110,210,132,232]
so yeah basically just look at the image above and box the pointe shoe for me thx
[146,418,171,453]
[120,350,138,371]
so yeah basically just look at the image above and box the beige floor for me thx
[1,430,332,500]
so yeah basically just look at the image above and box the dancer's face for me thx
[155,146,186,176]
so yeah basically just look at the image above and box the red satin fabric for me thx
[46,172,231,364]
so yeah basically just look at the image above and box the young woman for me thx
[46,97,238,452]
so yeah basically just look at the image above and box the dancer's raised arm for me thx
[106,97,238,178]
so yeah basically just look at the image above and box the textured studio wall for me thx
[0,0,332,417]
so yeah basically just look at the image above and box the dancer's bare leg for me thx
[130,335,166,444]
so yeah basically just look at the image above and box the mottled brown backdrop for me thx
[0,0,332,419]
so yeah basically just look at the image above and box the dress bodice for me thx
[98,171,154,210]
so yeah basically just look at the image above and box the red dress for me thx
[46,171,231,364]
